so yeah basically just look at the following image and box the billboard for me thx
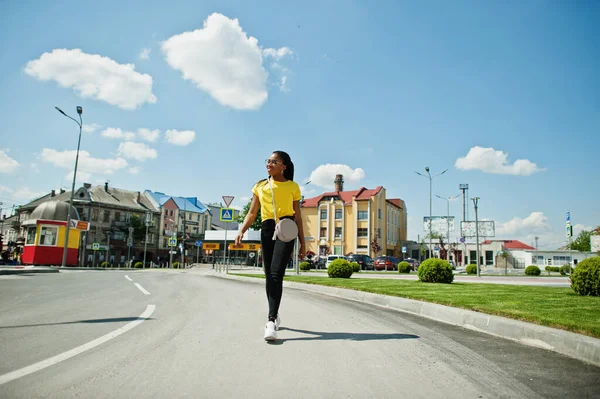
[591,235,600,253]
[423,216,455,236]
[460,221,495,238]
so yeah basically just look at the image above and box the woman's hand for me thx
[298,242,305,259]
[235,231,244,245]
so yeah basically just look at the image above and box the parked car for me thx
[374,256,400,271]
[403,258,420,271]
[325,255,347,268]
[347,254,375,270]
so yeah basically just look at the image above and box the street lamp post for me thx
[55,106,83,268]
[143,211,151,268]
[415,167,447,259]
[472,197,481,277]
[436,194,460,244]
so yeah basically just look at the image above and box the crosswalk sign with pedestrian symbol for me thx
[220,208,234,222]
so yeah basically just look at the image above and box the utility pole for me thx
[535,236,539,251]
[415,167,447,260]
[472,197,480,277]
[143,211,151,268]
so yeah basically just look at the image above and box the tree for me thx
[499,250,510,275]
[237,200,262,231]
[570,230,591,252]
[371,238,382,257]
[129,215,146,241]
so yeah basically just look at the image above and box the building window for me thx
[320,209,327,219]
[335,227,342,238]
[163,238,167,247]
[335,209,342,220]
[125,213,131,223]
[92,209,98,221]
[26,226,36,245]
[357,228,368,237]
[485,251,494,265]
[358,211,368,220]
[320,227,327,238]
[115,211,121,221]
[39,226,58,246]
[103,211,110,223]
[197,214,200,222]
[334,246,342,255]
[470,251,477,264]
[378,209,381,219]
[377,228,381,238]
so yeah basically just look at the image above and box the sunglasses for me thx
[265,159,281,165]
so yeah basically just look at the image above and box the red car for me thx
[374,256,400,271]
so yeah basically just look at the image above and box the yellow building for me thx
[301,175,407,259]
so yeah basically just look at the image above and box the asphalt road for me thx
[0,269,598,399]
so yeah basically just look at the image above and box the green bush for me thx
[525,265,541,276]
[327,259,353,278]
[545,266,560,275]
[560,264,572,276]
[299,261,311,271]
[466,264,477,275]
[173,262,180,269]
[100,261,109,268]
[417,258,454,284]
[134,262,143,269]
[398,261,411,273]
[570,256,600,296]
[350,262,361,273]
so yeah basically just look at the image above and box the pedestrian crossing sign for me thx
[220,208,234,222]
[169,238,177,247]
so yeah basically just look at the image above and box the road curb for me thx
[0,268,59,275]
[213,272,600,367]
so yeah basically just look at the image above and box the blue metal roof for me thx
[145,190,208,213]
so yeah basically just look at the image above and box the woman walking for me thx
[235,151,305,341]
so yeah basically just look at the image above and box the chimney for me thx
[137,191,141,203]
[51,190,55,197]
[334,174,344,192]
[83,183,91,189]
[104,182,109,192]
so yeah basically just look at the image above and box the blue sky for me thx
[0,0,598,249]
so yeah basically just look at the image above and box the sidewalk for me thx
[209,269,600,367]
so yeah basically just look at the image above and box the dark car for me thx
[347,254,375,270]
[403,258,420,271]
[374,256,400,271]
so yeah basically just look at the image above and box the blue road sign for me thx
[434,246,439,251]
[566,211,570,222]
[402,246,407,254]
[169,238,177,247]
[220,208,234,222]
[460,237,466,243]
[195,240,203,247]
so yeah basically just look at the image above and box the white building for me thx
[509,249,597,268]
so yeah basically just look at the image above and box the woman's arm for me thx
[293,200,305,258]
[235,195,260,244]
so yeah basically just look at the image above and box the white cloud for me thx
[262,47,293,60]
[65,170,92,183]
[573,223,594,237]
[30,163,40,173]
[137,128,160,142]
[117,142,158,161]
[455,146,544,176]
[82,123,102,133]
[165,129,195,146]
[24,48,157,110]
[40,148,128,174]
[128,166,142,175]
[308,164,366,190]
[101,127,135,141]
[140,48,151,60]
[0,150,19,173]
[13,187,46,202]
[497,212,552,236]
[278,76,289,92]
[162,13,291,110]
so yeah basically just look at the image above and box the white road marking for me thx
[0,304,156,386]
[125,275,133,282]
[134,283,150,295]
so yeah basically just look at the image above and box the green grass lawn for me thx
[233,273,600,338]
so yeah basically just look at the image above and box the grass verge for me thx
[233,273,600,338]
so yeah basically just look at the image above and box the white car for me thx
[325,255,347,268]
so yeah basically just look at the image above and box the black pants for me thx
[261,218,295,320]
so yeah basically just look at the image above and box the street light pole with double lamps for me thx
[414,167,447,259]
[55,106,83,268]
[435,194,460,244]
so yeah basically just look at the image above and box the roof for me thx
[145,190,208,213]
[481,240,536,250]
[302,186,383,208]
[386,199,405,209]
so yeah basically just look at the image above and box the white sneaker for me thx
[264,321,277,341]
[275,315,281,330]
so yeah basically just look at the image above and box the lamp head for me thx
[425,166,430,173]
[55,106,66,116]
[76,106,83,115]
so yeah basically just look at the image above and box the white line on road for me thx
[134,283,150,295]
[125,275,133,282]
[0,304,156,386]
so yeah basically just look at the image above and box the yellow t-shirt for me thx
[252,179,301,221]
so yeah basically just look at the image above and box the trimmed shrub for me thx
[466,264,477,275]
[560,264,572,276]
[134,262,143,269]
[299,261,311,271]
[417,258,454,284]
[327,258,353,278]
[398,261,411,273]
[100,261,109,268]
[173,262,180,269]
[545,266,560,275]
[350,262,361,273]
[570,256,600,296]
[525,265,541,276]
